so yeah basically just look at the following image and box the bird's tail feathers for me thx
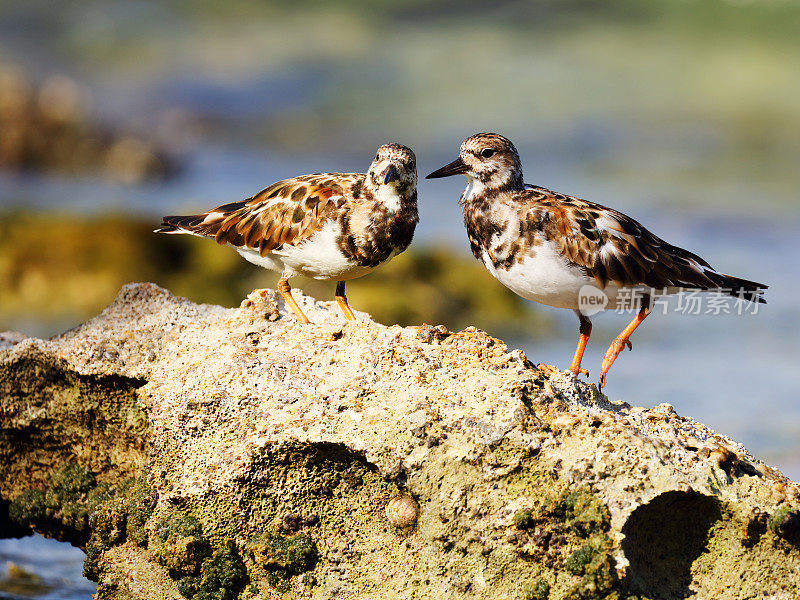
[718,274,768,304]
[154,215,212,236]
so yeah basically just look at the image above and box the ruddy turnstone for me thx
[156,144,418,323]
[427,133,766,387]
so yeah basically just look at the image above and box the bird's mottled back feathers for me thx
[158,173,363,255]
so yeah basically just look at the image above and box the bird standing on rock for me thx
[427,132,766,387]
[156,144,419,324]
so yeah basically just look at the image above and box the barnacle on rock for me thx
[386,493,420,529]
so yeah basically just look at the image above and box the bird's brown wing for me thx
[158,173,362,255]
[523,186,742,291]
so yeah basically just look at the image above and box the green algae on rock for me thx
[148,509,210,576]
[507,486,620,598]
[177,541,246,600]
[247,531,318,592]
[513,508,536,530]
[8,464,108,545]
[768,505,800,543]
[1,283,800,599]
[523,578,551,600]
[544,488,611,536]
[5,463,158,582]
[563,534,617,599]
[247,532,318,575]
[84,477,157,578]
[140,503,245,600]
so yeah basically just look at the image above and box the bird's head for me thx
[426,132,523,193]
[366,143,417,196]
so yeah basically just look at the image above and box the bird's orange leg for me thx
[599,305,651,388]
[277,276,310,324]
[568,313,592,377]
[335,281,357,321]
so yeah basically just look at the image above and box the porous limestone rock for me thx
[1,283,799,600]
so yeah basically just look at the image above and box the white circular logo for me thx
[578,285,609,316]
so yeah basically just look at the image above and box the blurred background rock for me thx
[1,1,799,594]
[0,68,175,183]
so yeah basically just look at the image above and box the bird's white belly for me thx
[236,247,283,272]
[236,220,372,281]
[483,241,594,310]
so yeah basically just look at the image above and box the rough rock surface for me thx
[1,283,799,600]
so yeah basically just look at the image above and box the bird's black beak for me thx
[382,164,400,184]
[426,156,468,179]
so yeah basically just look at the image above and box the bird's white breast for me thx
[483,240,595,310]
[461,177,483,204]
[236,220,372,281]
[373,183,404,212]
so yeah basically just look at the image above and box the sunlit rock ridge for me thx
[1,283,799,600]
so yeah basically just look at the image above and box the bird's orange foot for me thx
[598,338,633,387]
[568,366,590,377]
[537,364,558,376]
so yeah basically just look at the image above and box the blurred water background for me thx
[1,1,799,596]
[0,536,94,600]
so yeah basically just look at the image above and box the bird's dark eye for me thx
[481,148,495,158]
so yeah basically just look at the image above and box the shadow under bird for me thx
[156,144,418,323]
[427,132,767,387]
